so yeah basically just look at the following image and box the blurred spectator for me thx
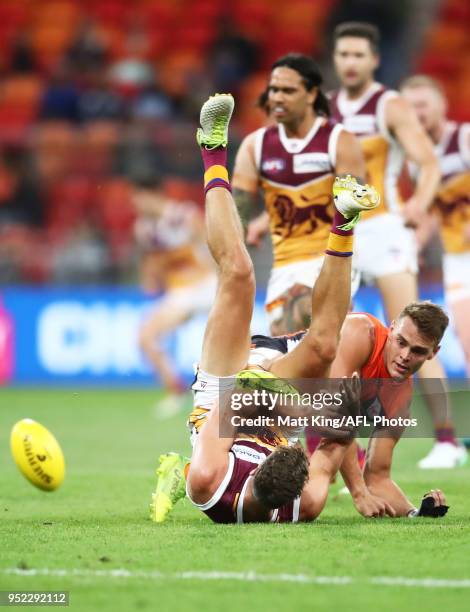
[51,226,112,284]
[0,146,44,228]
[114,122,170,180]
[78,68,126,123]
[0,147,46,283]
[109,17,154,97]
[66,18,108,75]
[39,63,80,122]
[10,31,37,74]
[131,83,173,122]
[209,19,258,94]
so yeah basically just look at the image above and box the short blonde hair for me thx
[400,74,445,97]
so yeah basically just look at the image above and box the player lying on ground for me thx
[331,303,450,517]
[150,92,382,523]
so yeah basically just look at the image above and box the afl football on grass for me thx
[10,418,65,491]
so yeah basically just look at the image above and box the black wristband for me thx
[417,496,449,517]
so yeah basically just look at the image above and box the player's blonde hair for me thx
[400,75,445,98]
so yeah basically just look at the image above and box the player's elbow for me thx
[298,489,326,522]
[138,327,156,352]
[187,465,222,506]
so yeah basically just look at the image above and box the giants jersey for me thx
[360,314,412,419]
[251,321,412,419]
[255,117,344,267]
[330,83,405,218]
[433,121,470,254]
[200,436,300,524]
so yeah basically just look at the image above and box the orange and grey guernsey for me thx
[433,121,470,254]
[330,83,404,219]
[256,117,343,267]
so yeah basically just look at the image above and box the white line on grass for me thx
[2,568,470,589]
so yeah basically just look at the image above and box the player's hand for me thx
[402,197,425,229]
[353,491,396,518]
[417,489,449,517]
[339,373,361,419]
[246,212,269,247]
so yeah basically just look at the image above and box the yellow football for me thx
[10,419,65,491]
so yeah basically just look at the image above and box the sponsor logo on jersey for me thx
[231,444,267,465]
[343,114,376,135]
[293,152,331,174]
[262,158,286,173]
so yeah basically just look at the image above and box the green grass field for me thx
[1,389,469,611]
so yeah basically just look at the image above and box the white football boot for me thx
[418,441,468,469]
[332,175,380,230]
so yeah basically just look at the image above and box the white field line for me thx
[2,568,470,589]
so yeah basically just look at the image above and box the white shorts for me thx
[443,252,470,304]
[189,368,237,447]
[266,256,361,325]
[188,366,302,446]
[163,274,217,315]
[353,213,418,283]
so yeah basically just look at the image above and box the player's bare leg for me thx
[139,301,191,419]
[196,96,254,377]
[185,94,258,502]
[139,301,191,390]
[447,298,470,376]
[377,272,467,468]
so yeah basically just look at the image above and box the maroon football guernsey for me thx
[432,121,470,254]
[199,437,300,524]
[330,82,405,217]
[256,117,343,266]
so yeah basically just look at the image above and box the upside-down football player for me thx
[149,94,449,523]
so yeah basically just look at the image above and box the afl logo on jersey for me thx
[262,158,286,173]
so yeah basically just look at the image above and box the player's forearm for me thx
[340,441,368,498]
[412,157,441,212]
[232,187,260,227]
[311,439,351,482]
[364,472,414,517]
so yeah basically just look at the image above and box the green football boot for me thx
[149,452,188,523]
[196,93,235,149]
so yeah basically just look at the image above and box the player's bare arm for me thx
[340,443,396,517]
[329,315,396,517]
[187,400,237,505]
[364,436,417,516]
[232,132,261,226]
[335,129,366,182]
[330,314,375,377]
[385,96,441,227]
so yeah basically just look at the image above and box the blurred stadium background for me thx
[0,0,469,387]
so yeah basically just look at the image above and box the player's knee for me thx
[220,250,255,287]
[138,328,157,353]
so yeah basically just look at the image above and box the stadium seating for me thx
[3,0,464,282]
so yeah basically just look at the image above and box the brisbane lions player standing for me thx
[330,22,464,469]
[232,53,365,335]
